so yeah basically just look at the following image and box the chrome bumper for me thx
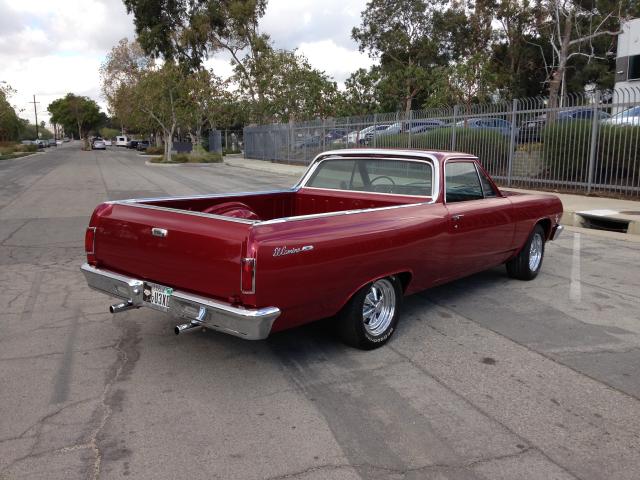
[551,224,564,241]
[80,263,280,340]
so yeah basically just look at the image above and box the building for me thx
[615,18,640,91]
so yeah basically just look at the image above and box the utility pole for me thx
[29,95,40,139]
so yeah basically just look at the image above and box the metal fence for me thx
[244,87,640,198]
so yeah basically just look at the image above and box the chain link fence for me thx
[244,87,640,198]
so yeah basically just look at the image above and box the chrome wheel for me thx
[529,232,543,271]
[362,279,396,336]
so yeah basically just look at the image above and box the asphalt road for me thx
[1,144,639,480]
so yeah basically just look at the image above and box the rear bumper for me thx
[80,263,280,340]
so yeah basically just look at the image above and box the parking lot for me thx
[1,144,639,480]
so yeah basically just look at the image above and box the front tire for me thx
[506,224,545,280]
[337,277,402,350]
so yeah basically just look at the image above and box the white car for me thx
[103,139,112,146]
[115,136,129,147]
[92,139,106,150]
[603,106,640,126]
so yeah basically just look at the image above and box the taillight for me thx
[241,258,256,294]
[85,227,97,265]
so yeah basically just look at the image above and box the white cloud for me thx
[0,0,374,127]
[297,39,374,85]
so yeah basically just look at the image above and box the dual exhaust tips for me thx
[109,301,203,335]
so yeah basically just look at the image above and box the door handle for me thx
[451,214,464,221]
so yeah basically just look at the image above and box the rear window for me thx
[306,158,433,196]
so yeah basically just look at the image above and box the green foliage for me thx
[0,84,23,142]
[541,121,640,182]
[151,152,223,163]
[375,128,510,171]
[100,127,120,139]
[236,48,340,123]
[48,94,104,139]
[145,146,164,155]
[123,0,267,70]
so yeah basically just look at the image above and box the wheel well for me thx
[395,272,412,293]
[537,218,552,240]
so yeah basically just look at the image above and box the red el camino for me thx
[81,149,563,349]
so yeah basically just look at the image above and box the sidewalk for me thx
[226,155,640,237]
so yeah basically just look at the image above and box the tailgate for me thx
[93,203,251,301]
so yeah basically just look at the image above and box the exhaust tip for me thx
[174,322,203,335]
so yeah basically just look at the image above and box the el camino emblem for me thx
[273,245,314,257]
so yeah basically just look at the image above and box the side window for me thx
[445,162,483,202]
[477,167,498,197]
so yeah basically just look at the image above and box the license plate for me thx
[143,283,173,309]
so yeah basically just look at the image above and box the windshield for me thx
[305,158,433,196]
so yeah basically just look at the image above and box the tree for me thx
[536,0,640,108]
[352,0,447,116]
[100,38,154,133]
[235,48,339,123]
[48,94,103,146]
[132,63,189,161]
[0,83,23,141]
[122,0,268,69]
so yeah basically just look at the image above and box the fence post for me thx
[373,113,378,148]
[451,105,459,150]
[587,90,601,195]
[408,109,413,148]
[507,99,518,187]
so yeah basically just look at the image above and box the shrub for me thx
[15,144,38,152]
[373,128,511,174]
[541,121,640,183]
[151,152,223,164]
[222,148,242,155]
[0,145,16,155]
[146,146,164,155]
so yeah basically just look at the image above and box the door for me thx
[443,160,515,280]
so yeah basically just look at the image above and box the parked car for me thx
[34,139,47,148]
[116,136,129,147]
[126,140,139,149]
[455,118,513,137]
[48,138,57,147]
[519,108,611,142]
[136,140,150,151]
[602,106,640,126]
[56,140,63,145]
[103,139,112,146]
[92,139,106,150]
[363,124,393,143]
[324,129,347,143]
[81,148,563,350]
[407,119,446,134]
[63,137,70,142]
[347,125,391,145]
[294,135,321,149]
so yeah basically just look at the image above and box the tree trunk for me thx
[548,9,573,113]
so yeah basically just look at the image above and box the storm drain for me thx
[576,212,630,233]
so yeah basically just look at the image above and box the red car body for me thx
[81,149,563,341]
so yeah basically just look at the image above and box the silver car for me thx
[92,139,106,150]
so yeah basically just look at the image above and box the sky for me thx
[0,0,374,127]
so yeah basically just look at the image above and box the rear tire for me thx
[506,224,545,280]
[337,276,402,350]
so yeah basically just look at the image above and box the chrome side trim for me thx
[110,202,259,224]
[256,200,434,225]
[551,224,564,241]
[116,188,296,204]
[80,263,280,340]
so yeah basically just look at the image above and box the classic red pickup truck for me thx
[81,149,563,349]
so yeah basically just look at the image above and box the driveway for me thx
[1,144,639,480]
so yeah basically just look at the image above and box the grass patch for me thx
[0,152,34,161]
[150,152,224,164]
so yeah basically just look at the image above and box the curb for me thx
[144,160,225,167]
